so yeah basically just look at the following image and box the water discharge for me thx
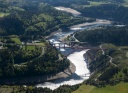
[36,18,111,90]
[36,50,89,90]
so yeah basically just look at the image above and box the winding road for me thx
[99,45,117,66]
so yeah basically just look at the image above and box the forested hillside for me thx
[0,43,70,80]
[0,0,77,84]
[0,0,94,36]
[38,0,128,24]
[0,0,128,92]
[75,26,128,86]
[74,4,128,24]
[37,0,90,7]
[85,44,128,86]
[75,26,128,46]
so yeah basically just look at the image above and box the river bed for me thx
[36,6,112,90]
[36,50,89,90]
[36,19,111,90]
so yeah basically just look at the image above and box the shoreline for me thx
[35,19,111,89]
[36,49,90,90]
[45,19,111,40]
[70,19,111,29]
[0,62,76,85]
[59,19,111,42]
[45,30,61,39]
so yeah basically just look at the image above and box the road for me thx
[99,45,117,67]
[38,47,45,58]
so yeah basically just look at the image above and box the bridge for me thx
[1,41,115,66]
[0,41,108,55]
[52,41,107,50]
[50,41,111,60]
[0,41,107,51]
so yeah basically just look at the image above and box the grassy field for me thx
[84,1,104,7]
[11,37,21,44]
[84,1,128,7]
[84,1,111,7]
[34,42,45,46]
[0,12,9,17]
[89,1,105,6]
[123,0,128,7]
[23,45,36,50]
[72,83,128,93]
[123,3,128,7]
[0,87,13,93]
[125,0,128,2]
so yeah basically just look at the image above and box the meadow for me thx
[73,83,128,93]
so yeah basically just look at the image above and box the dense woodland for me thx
[0,0,84,85]
[73,4,128,24]
[0,43,70,79]
[40,0,90,7]
[0,84,80,93]
[0,0,95,36]
[75,26,128,46]
[36,0,128,24]
[38,0,125,7]
[0,0,92,81]
[23,84,80,93]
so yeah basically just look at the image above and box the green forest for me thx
[75,26,128,87]
[0,43,70,80]
[74,4,128,24]
[0,0,81,85]
[38,0,128,24]
[0,0,95,36]
[75,26,128,46]
[0,0,128,93]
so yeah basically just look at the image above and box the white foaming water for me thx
[54,7,64,11]
[68,50,89,76]
[36,49,89,90]
[36,19,111,90]
[60,48,65,52]
[70,27,83,30]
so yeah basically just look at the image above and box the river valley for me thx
[36,7,111,90]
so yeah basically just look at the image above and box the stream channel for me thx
[36,7,111,90]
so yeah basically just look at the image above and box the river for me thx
[36,7,111,90]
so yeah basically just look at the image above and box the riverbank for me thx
[59,19,111,42]
[36,17,112,89]
[36,50,90,90]
[70,19,111,29]
[0,62,76,85]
